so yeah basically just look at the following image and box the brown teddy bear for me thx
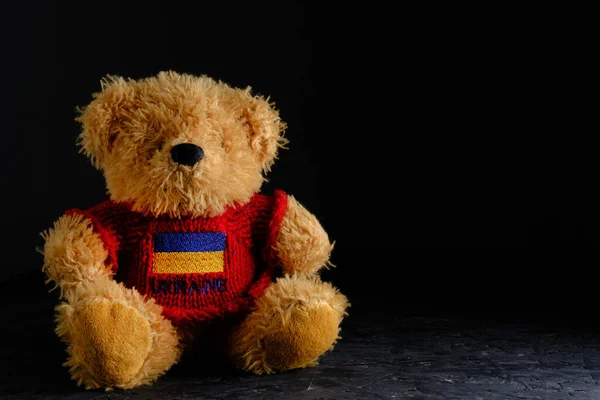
[42,71,349,390]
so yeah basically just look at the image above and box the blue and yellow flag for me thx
[152,232,226,274]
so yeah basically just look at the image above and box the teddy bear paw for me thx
[67,299,153,388]
[229,274,349,376]
[260,302,341,372]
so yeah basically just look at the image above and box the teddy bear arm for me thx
[273,195,333,275]
[42,213,115,296]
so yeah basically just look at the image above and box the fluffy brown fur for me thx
[43,72,348,390]
[275,195,334,275]
[77,71,287,218]
[42,214,112,295]
[228,274,349,374]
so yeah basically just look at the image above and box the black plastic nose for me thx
[170,143,204,166]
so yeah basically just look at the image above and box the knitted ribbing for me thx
[66,190,288,325]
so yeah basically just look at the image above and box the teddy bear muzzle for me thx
[170,143,204,166]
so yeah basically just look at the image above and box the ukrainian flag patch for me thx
[152,232,226,274]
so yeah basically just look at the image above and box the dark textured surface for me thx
[2,272,600,399]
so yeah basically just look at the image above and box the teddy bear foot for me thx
[261,302,340,371]
[69,299,153,386]
[55,277,181,390]
[228,274,349,374]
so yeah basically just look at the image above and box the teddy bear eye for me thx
[143,140,164,159]
[107,132,118,149]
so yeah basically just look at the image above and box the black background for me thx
[1,2,595,316]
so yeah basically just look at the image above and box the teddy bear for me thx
[41,71,349,390]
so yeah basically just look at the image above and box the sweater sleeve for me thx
[243,189,288,299]
[262,189,288,266]
[65,203,121,274]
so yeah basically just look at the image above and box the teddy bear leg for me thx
[228,275,349,374]
[56,276,181,390]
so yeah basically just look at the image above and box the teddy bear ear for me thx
[241,90,288,172]
[76,76,135,169]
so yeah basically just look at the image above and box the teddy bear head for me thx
[76,71,287,218]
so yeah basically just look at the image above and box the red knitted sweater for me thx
[67,190,288,325]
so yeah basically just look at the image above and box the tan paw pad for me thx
[263,303,339,371]
[72,299,153,385]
